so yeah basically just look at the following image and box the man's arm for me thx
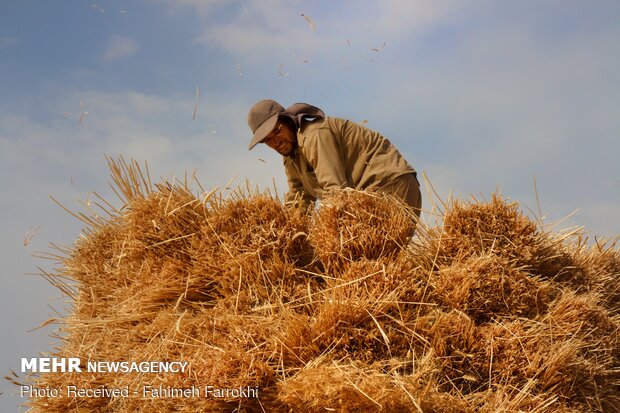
[303,128,348,193]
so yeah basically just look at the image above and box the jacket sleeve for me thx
[303,128,349,193]
[284,159,316,210]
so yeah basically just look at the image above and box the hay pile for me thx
[23,159,620,412]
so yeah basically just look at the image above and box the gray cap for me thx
[247,99,285,150]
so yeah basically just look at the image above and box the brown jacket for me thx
[283,117,416,209]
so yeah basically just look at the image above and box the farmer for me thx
[247,99,422,219]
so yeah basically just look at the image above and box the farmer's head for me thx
[247,99,297,156]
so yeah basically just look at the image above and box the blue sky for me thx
[1,1,619,409]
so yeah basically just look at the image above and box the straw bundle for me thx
[309,189,416,271]
[20,158,620,412]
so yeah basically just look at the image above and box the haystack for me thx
[17,158,620,412]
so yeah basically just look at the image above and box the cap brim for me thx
[248,114,278,150]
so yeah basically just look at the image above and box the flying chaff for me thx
[301,13,316,32]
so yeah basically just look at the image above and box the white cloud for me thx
[103,35,139,62]
[161,0,234,13]
[193,1,323,60]
[195,24,324,62]
[374,0,465,37]
[191,0,467,62]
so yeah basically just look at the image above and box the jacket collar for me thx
[281,102,325,130]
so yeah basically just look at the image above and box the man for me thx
[247,99,422,219]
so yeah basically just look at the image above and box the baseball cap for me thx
[247,99,285,150]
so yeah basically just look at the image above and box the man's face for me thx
[262,120,297,156]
